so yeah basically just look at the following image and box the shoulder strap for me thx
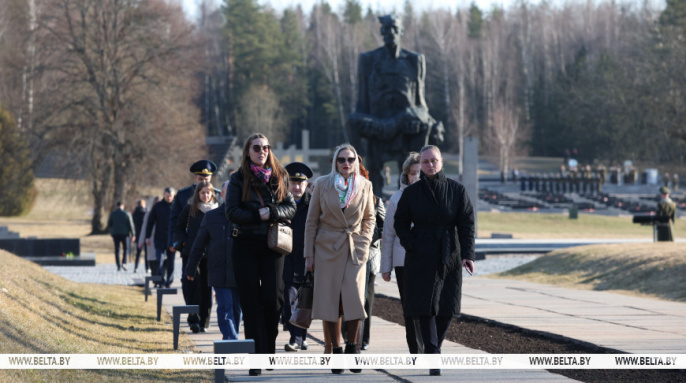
[253,186,265,207]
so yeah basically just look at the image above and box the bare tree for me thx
[39,0,204,232]
[236,86,285,143]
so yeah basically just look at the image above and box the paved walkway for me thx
[47,255,686,381]
[159,273,573,382]
[375,274,686,354]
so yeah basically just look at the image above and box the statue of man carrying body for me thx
[348,14,444,195]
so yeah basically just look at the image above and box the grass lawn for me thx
[0,250,211,382]
[477,211,686,239]
[494,242,686,302]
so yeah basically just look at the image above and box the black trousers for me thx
[361,271,376,345]
[133,242,146,271]
[232,236,285,354]
[112,235,129,269]
[396,267,424,354]
[417,315,452,354]
[181,256,212,327]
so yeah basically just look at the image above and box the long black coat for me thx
[283,192,310,285]
[146,200,172,250]
[186,203,237,288]
[394,170,475,318]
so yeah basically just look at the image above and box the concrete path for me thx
[159,278,574,382]
[375,274,686,354]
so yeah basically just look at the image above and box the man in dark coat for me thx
[282,162,313,352]
[108,201,135,271]
[394,145,475,377]
[168,160,221,251]
[131,199,147,273]
[146,187,175,287]
[186,181,241,340]
[657,186,677,242]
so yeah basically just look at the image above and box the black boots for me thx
[345,342,361,373]
[331,347,343,374]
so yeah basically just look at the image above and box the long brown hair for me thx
[189,181,217,217]
[239,133,289,202]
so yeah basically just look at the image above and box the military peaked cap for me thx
[190,160,217,176]
[285,162,313,181]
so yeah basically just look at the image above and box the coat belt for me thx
[320,223,361,265]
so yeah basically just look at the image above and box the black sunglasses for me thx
[336,157,356,164]
[251,145,270,153]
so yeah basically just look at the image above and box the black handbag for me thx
[296,272,313,309]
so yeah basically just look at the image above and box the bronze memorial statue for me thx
[348,14,444,195]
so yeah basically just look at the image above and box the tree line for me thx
[2,0,686,228]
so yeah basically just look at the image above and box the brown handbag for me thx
[289,307,312,329]
[254,187,293,255]
[290,272,313,329]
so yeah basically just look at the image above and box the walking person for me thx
[304,143,375,374]
[394,145,476,376]
[146,188,176,287]
[656,186,677,242]
[131,199,147,273]
[186,181,241,340]
[226,133,296,376]
[138,196,159,274]
[380,152,424,354]
[168,160,221,253]
[175,181,219,333]
[282,162,314,352]
[358,159,385,351]
[108,201,135,271]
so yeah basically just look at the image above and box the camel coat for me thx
[304,174,375,322]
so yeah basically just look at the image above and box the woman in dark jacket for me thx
[394,145,475,376]
[175,180,219,333]
[226,133,296,376]
[187,180,241,340]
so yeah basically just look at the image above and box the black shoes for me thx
[331,347,343,374]
[248,369,261,376]
[345,342,361,373]
[430,369,442,376]
[190,323,200,333]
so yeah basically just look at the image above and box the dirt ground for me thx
[373,295,686,383]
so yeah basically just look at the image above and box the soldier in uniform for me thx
[282,162,314,352]
[656,186,677,242]
[168,160,222,252]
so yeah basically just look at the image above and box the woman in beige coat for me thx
[305,143,375,373]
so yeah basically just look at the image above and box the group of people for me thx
[107,133,476,377]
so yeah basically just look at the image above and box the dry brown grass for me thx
[0,178,158,264]
[494,242,686,302]
[0,250,211,382]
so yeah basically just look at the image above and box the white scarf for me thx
[198,201,218,214]
[334,173,358,209]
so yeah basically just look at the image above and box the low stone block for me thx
[173,305,199,350]
[156,288,178,321]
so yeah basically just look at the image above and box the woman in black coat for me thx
[394,145,475,376]
[174,180,219,333]
[226,133,296,377]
